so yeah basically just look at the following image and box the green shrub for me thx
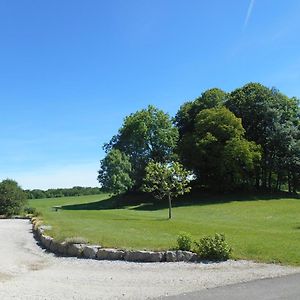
[24,206,42,216]
[0,179,27,216]
[194,233,232,261]
[177,231,193,251]
[24,206,36,214]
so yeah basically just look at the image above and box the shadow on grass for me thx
[109,217,168,221]
[61,194,128,211]
[132,190,299,211]
[61,193,156,211]
[61,190,298,212]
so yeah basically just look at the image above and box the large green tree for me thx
[142,161,191,219]
[226,82,300,190]
[104,105,179,190]
[175,88,227,170]
[193,107,261,190]
[175,88,227,136]
[98,149,134,194]
[0,179,26,216]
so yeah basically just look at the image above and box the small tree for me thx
[0,179,26,216]
[98,149,134,194]
[142,161,192,219]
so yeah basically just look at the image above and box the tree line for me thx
[25,186,103,199]
[98,82,300,194]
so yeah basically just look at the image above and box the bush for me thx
[177,232,193,251]
[24,206,41,216]
[194,233,232,261]
[0,179,27,216]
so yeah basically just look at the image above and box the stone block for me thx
[96,248,125,260]
[41,235,53,249]
[57,242,68,255]
[83,245,100,259]
[49,240,60,253]
[124,250,164,262]
[165,251,177,262]
[67,243,84,257]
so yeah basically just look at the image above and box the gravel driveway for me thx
[0,219,298,300]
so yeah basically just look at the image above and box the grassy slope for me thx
[29,193,300,266]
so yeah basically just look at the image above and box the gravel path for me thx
[0,219,299,300]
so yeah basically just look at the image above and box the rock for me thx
[67,243,84,257]
[41,235,53,249]
[165,251,177,262]
[176,250,197,262]
[124,250,164,262]
[37,227,44,237]
[83,245,100,259]
[49,240,60,253]
[57,242,68,255]
[33,227,42,240]
[165,250,198,262]
[96,248,125,260]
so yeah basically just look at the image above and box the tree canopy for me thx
[193,107,261,190]
[100,83,299,195]
[142,161,192,219]
[226,82,300,191]
[0,179,26,216]
[98,149,134,194]
[104,105,179,190]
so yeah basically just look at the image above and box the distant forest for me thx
[25,186,103,199]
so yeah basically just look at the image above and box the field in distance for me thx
[29,193,300,266]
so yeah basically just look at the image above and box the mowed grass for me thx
[29,193,300,266]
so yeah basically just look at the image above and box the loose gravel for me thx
[0,219,299,300]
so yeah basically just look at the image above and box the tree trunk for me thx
[268,170,272,189]
[262,165,267,189]
[292,171,297,194]
[288,172,292,193]
[255,169,260,190]
[276,173,280,191]
[168,194,172,219]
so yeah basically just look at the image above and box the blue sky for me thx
[0,0,300,189]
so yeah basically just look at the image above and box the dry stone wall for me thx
[31,219,199,263]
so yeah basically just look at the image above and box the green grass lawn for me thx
[29,193,300,266]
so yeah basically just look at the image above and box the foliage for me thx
[175,88,227,171]
[24,206,41,217]
[105,105,179,189]
[172,83,300,192]
[193,107,261,190]
[175,88,227,136]
[0,179,27,216]
[226,82,300,191]
[25,186,103,199]
[98,149,134,194]
[98,83,299,194]
[194,233,232,261]
[176,231,193,251]
[142,161,192,218]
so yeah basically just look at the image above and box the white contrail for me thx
[244,0,255,29]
